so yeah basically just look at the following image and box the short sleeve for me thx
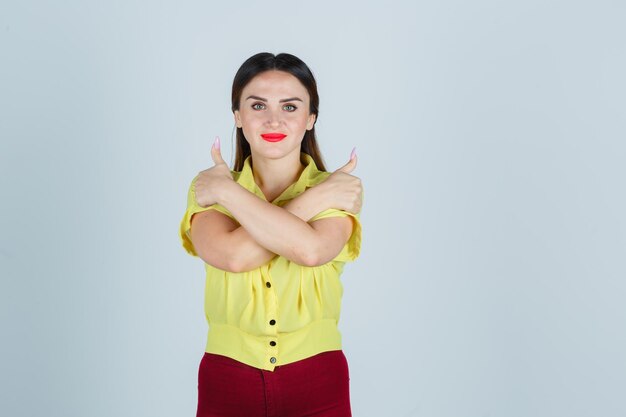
[309,208,362,263]
[179,175,236,257]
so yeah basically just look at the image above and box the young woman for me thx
[179,52,363,417]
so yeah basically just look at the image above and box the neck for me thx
[250,150,305,201]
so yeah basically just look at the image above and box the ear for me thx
[306,113,316,130]
[234,110,242,128]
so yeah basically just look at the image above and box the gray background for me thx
[1,1,625,416]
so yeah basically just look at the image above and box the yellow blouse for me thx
[179,151,362,371]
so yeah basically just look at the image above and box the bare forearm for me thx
[218,183,321,265]
[228,188,329,271]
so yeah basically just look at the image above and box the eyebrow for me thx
[245,95,303,103]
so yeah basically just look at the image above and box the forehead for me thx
[242,70,309,101]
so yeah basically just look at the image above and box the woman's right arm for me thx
[190,184,330,272]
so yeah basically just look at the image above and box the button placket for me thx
[263,265,279,366]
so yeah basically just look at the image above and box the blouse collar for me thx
[236,152,322,205]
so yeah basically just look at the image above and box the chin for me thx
[253,145,299,160]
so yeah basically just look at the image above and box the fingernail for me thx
[350,146,356,160]
[215,136,220,149]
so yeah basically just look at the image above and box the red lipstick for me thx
[261,133,287,142]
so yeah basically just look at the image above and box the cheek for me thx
[241,112,265,125]
[288,114,310,127]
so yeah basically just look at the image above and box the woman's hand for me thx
[316,149,363,214]
[194,137,235,208]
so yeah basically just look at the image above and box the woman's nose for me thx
[266,109,283,126]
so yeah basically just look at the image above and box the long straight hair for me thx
[230,52,327,172]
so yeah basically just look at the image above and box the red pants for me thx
[196,349,352,417]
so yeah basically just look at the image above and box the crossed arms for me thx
[189,182,355,272]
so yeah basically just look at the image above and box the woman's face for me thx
[234,70,316,160]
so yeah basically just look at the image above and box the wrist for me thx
[301,185,329,217]
[309,181,331,211]
[216,180,240,206]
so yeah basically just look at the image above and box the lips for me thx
[261,133,287,142]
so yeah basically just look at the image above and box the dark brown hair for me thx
[231,52,327,172]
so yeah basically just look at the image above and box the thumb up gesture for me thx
[320,147,363,214]
[194,136,235,207]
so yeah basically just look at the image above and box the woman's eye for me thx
[251,103,296,111]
